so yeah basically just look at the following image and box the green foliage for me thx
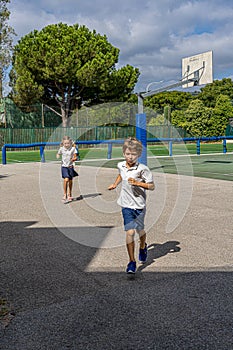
[71,102,138,127]
[153,79,233,136]
[210,94,233,135]
[197,78,233,107]
[148,114,165,126]
[1,98,61,128]
[172,94,233,137]
[0,0,16,98]
[182,99,213,136]
[144,90,193,112]
[10,23,139,126]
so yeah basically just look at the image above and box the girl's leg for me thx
[68,179,73,198]
[126,229,136,262]
[63,178,69,199]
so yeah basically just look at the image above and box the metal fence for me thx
[0,125,189,148]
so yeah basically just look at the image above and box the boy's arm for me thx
[128,177,155,190]
[108,174,122,190]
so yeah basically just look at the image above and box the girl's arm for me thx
[56,147,62,159]
[71,153,77,162]
[108,174,122,190]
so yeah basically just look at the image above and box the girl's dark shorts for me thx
[61,166,79,179]
[122,207,146,231]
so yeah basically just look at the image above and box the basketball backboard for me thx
[182,50,213,87]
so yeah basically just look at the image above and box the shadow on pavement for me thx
[137,241,181,272]
[0,221,233,350]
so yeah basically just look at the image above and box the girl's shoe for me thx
[67,196,73,202]
[62,195,67,201]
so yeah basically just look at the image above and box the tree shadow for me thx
[137,240,181,272]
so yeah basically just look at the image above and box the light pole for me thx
[146,80,164,93]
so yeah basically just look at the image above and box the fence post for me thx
[223,139,227,154]
[107,143,112,159]
[40,145,45,162]
[2,145,6,164]
[196,139,200,155]
[169,140,173,156]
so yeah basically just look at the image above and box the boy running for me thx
[108,137,155,274]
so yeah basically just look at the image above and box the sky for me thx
[7,0,233,93]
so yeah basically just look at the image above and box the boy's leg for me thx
[126,229,136,262]
[138,229,148,263]
[138,229,146,249]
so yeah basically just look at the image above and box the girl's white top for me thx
[117,160,154,209]
[57,146,77,167]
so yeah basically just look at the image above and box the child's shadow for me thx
[137,241,181,272]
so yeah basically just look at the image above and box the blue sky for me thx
[7,0,233,93]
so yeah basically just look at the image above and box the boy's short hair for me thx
[123,137,142,156]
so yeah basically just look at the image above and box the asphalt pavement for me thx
[0,161,233,350]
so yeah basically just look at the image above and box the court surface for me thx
[148,152,233,181]
[0,162,233,349]
[79,152,233,182]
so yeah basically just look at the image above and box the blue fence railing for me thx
[2,136,233,164]
[1,140,125,165]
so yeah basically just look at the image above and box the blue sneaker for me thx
[139,243,147,263]
[126,261,136,274]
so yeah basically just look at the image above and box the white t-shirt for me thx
[57,146,77,167]
[117,161,154,209]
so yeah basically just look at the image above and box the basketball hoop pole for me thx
[136,51,212,164]
[136,77,198,165]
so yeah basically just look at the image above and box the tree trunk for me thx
[61,105,71,127]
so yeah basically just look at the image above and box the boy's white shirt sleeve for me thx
[141,166,154,183]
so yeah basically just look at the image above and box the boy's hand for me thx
[108,184,116,190]
[56,154,60,159]
[128,177,137,185]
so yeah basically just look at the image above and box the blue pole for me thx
[40,146,45,162]
[136,113,147,165]
[169,141,173,156]
[223,139,227,154]
[2,145,6,165]
[107,143,112,159]
[196,139,200,155]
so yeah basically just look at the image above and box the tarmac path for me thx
[0,162,233,349]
